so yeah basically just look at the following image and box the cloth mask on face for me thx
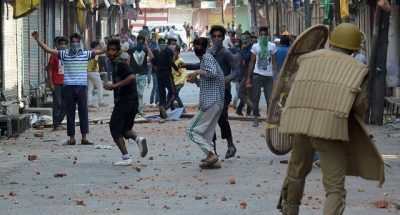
[58,45,67,50]
[169,44,176,51]
[136,42,144,52]
[159,44,167,51]
[258,36,270,59]
[210,39,223,55]
[194,48,206,57]
[70,42,81,54]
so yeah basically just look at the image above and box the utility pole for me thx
[334,0,341,25]
[276,0,281,37]
[304,0,312,28]
[251,0,257,31]
[232,0,235,24]
[222,0,225,25]
[367,0,391,125]
[265,0,270,31]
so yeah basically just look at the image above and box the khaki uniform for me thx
[279,49,385,215]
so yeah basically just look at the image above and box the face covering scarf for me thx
[159,44,167,51]
[209,39,223,56]
[69,42,81,55]
[258,36,270,59]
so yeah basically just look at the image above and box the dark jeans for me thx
[175,85,184,109]
[157,76,175,110]
[150,72,159,104]
[251,74,274,117]
[63,86,89,137]
[213,88,233,142]
[52,84,66,129]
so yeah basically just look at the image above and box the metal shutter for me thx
[28,10,40,89]
[2,3,19,100]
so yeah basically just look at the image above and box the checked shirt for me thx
[198,53,225,111]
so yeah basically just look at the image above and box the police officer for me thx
[278,23,384,215]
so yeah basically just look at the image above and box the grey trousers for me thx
[186,103,222,155]
[250,73,274,117]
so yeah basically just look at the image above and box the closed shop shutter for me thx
[0,3,4,92]
[2,3,19,100]
[28,10,40,89]
[55,1,63,37]
[22,17,31,96]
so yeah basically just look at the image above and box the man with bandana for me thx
[246,26,277,127]
[150,38,166,107]
[186,37,225,169]
[183,25,240,159]
[235,32,254,116]
[127,35,154,117]
[47,36,68,131]
[32,31,106,146]
[154,38,179,119]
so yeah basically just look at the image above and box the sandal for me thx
[63,139,76,145]
[199,157,219,169]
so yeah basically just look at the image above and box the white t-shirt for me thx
[251,42,277,77]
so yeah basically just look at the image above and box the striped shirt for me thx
[58,50,94,85]
[198,53,225,110]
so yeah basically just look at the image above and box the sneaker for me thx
[135,137,148,158]
[112,158,132,166]
[225,145,237,159]
[159,106,168,119]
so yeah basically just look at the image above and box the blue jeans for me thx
[150,72,159,104]
[52,84,65,129]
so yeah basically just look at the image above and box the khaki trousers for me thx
[281,134,347,215]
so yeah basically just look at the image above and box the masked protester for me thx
[127,36,154,117]
[278,23,384,215]
[182,25,240,159]
[32,31,107,146]
[235,32,254,116]
[153,38,179,119]
[246,26,277,127]
[185,37,225,169]
[46,36,68,131]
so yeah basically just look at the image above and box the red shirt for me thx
[48,54,64,85]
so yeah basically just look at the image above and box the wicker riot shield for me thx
[266,25,329,155]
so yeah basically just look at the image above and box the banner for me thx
[13,0,41,19]
[139,0,176,8]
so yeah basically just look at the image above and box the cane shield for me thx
[266,25,329,155]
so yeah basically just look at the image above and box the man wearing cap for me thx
[278,23,385,215]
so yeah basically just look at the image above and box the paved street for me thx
[0,52,399,214]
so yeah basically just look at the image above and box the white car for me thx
[147,23,188,46]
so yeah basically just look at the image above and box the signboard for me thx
[201,1,217,9]
[139,0,176,8]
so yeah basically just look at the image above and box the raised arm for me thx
[31,31,58,55]
[92,46,107,56]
